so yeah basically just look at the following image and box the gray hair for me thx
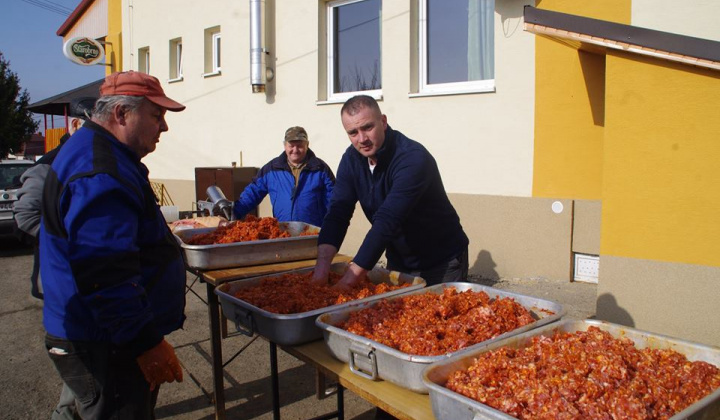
[91,95,146,122]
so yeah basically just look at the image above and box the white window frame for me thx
[203,28,222,77]
[169,38,183,83]
[212,32,221,73]
[415,0,495,97]
[326,0,382,103]
[138,47,150,74]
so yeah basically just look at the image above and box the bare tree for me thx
[339,60,381,92]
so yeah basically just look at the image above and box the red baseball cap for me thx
[100,70,186,112]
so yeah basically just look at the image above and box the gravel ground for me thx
[0,237,596,419]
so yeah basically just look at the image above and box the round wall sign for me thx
[63,37,105,66]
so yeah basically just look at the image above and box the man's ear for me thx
[113,104,127,125]
[70,118,82,132]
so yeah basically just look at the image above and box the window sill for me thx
[317,91,383,106]
[168,76,184,84]
[202,70,221,78]
[409,87,496,98]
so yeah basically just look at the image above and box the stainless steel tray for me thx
[423,319,720,420]
[175,221,320,270]
[315,282,565,393]
[215,262,425,346]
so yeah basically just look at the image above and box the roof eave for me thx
[57,0,95,37]
[523,6,720,72]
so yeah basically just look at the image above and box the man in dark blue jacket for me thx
[312,95,468,288]
[40,71,186,420]
[233,126,335,227]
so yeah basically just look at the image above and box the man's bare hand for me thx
[332,262,367,291]
[310,244,339,286]
[309,270,329,286]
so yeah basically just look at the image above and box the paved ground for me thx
[0,237,597,419]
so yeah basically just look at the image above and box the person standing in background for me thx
[233,126,335,227]
[14,96,95,299]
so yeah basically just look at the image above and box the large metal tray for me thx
[315,282,565,393]
[175,221,320,270]
[423,319,720,420]
[215,262,425,346]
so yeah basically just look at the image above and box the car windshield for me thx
[0,163,33,190]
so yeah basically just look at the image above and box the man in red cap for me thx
[39,71,186,420]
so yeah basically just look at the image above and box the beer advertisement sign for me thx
[63,37,105,66]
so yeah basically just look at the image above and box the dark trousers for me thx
[378,247,469,419]
[45,334,159,420]
[387,247,469,286]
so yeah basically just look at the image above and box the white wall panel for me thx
[123,0,535,197]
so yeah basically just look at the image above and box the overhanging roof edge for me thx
[57,0,95,37]
[523,6,720,64]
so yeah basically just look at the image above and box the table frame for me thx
[192,254,434,420]
[194,255,352,420]
[284,341,434,420]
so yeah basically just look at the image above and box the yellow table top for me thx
[285,340,435,420]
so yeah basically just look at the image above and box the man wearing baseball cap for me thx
[232,125,335,227]
[39,71,186,420]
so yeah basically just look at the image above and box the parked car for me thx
[0,159,35,237]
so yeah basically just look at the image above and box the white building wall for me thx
[631,0,720,42]
[64,0,108,41]
[122,0,536,197]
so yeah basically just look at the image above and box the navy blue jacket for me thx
[233,149,335,227]
[319,126,468,271]
[40,121,186,357]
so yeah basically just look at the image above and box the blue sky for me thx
[1,0,104,128]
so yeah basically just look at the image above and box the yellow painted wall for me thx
[106,0,122,74]
[536,0,630,22]
[602,52,720,266]
[532,0,630,199]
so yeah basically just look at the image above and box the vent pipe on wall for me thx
[250,0,267,93]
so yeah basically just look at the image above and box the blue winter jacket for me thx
[319,126,468,271]
[233,149,335,227]
[40,121,186,357]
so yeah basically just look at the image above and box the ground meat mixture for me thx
[185,215,314,245]
[445,326,720,420]
[338,287,537,356]
[232,271,411,314]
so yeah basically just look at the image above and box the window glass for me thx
[420,0,494,94]
[213,33,221,72]
[138,47,150,74]
[177,42,183,77]
[169,38,183,80]
[329,0,381,98]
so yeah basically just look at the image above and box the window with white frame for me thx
[138,47,150,74]
[213,32,221,72]
[418,0,495,95]
[327,0,381,101]
[169,38,183,81]
[204,26,221,76]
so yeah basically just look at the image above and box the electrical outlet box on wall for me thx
[574,253,599,283]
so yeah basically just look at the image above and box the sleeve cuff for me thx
[126,321,163,358]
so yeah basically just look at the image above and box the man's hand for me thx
[310,244,339,285]
[136,339,183,391]
[333,262,367,291]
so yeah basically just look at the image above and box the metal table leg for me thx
[337,384,344,420]
[270,341,281,420]
[207,281,226,420]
